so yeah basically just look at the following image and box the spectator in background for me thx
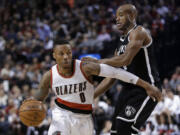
[162,78,170,89]
[0,84,8,108]
[0,36,6,51]
[169,67,180,91]
[163,90,180,116]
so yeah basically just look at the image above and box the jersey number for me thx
[79,92,86,103]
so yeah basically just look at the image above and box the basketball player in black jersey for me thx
[83,4,162,135]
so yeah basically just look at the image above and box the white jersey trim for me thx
[110,130,117,133]
[141,37,153,48]
[134,96,150,123]
[143,48,155,85]
[131,125,140,132]
[116,116,135,122]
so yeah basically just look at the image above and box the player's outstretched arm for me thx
[99,27,148,67]
[33,71,51,102]
[81,61,162,101]
[82,62,139,84]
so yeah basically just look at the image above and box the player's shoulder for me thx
[43,70,51,80]
[130,25,150,40]
[134,26,150,35]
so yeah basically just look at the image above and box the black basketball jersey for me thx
[117,26,160,88]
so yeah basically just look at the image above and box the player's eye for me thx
[59,52,64,56]
[67,51,71,55]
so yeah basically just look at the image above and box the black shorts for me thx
[111,86,159,135]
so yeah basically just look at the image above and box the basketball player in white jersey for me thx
[30,39,162,135]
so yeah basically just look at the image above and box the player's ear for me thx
[132,13,136,22]
[127,14,134,23]
[53,52,56,59]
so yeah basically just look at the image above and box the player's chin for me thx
[116,24,123,30]
[62,64,71,69]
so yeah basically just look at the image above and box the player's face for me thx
[116,8,130,30]
[53,45,72,68]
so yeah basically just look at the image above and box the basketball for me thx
[19,99,46,126]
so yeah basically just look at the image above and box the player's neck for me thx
[123,23,136,36]
[57,64,73,77]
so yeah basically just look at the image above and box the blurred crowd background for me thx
[0,0,180,135]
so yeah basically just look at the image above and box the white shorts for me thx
[48,106,94,135]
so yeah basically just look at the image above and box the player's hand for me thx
[146,85,163,102]
[114,49,118,56]
[81,57,99,63]
[22,97,35,104]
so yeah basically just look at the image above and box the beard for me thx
[120,18,131,32]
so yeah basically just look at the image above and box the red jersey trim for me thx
[80,62,93,84]
[56,60,76,78]
[56,98,92,111]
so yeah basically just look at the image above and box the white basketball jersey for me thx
[51,60,94,105]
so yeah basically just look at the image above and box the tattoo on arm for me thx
[81,61,100,76]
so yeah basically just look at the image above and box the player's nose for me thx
[64,54,68,58]
[116,16,120,22]
[64,53,68,59]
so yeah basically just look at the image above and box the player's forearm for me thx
[94,78,116,99]
[98,65,158,97]
[33,89,48,102]
[100,55,130,67]
[136,79,152,92]
[82,62,138,85]
[33,71,51,102]
[99,64,139,84]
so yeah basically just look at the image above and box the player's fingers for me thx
[154,94,160,102]
[157,91,162,100]
[81,57,92,61]
[151,94,159,102]
[152,97,156,102]
[149,94,156,102]
[22,97,35,104]
[156,92,162,102]
[81,57,88,61]
[114,49,118,56]
[81,57,94,61]
[159,92,163,101]
[82,57,98,63]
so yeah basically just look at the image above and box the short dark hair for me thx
[53,39,70,46]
